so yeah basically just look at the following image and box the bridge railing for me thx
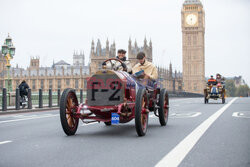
[1,88,202,111]
[1,88,86,111]
[168,91,203,98]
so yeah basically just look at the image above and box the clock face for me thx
[186,14,197,26]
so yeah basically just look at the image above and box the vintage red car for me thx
[59,58,169,136]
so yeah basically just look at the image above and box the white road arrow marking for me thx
[232,112,250,118]
[170,112,201,118]
[150,112,201,119]
[155,97,238,167]
[0,140,12,145]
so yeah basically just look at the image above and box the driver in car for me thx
[102,49,132,74]
[207,75,217,85]
[132,52,158,82]
[115,49,132,73]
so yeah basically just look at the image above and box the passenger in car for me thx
[132,52,158,81]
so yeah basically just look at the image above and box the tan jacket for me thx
[132,60,158,80]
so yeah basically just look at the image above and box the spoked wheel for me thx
[60,88,79,136]
[204,97,208,104]
[204,94,208,104]
[158,89,169,126]
[222,93,225,104]
[135,88,149,137]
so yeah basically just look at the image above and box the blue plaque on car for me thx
[111,113,119,125]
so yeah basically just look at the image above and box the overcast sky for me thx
[0,0,249,84]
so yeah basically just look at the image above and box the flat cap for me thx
[118,49,126,54]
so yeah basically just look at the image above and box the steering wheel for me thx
[102,58,126,71]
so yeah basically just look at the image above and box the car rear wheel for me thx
[204,97,208,104]
[135,88,149,137]
[222,93,225,104]
[60,88,79,136]
[158,89,169,126]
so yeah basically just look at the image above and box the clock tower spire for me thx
[182,0,205,94]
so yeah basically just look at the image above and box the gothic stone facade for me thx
[73,50,85,66]
[182,0,205,94]
[158,64,183,92]
[89,39,183,92]
[89,39,116,75]
[0,56,89,92]
[0,37,183,93]
[128,38,152,67]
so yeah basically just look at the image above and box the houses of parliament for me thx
[0,0,206,94]
[0,38,183,93]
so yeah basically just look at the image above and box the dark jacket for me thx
[18,82,29,96]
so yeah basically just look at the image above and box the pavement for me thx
[0,97,249,167]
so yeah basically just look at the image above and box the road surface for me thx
[0,97,249,167]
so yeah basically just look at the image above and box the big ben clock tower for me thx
[182,0,205,94]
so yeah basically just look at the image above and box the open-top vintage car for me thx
[59,58,169,136]
[204,82,226,104]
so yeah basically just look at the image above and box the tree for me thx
[235,85,250,97]
[225,80,236,97]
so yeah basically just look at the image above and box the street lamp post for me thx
[1,34,15,93]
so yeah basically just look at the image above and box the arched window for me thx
[187,35,191,45]
[75,79,79,89]
[58,79,61,89]
[49,79,53,89]
[193,35,197,45]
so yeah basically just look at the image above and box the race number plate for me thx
[87,73,124,106]
[111,113,119,124]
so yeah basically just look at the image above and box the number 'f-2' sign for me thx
[91,81,122,101]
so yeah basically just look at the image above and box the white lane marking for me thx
[0,113,56,119]
[0,140,12,145]
[232,112,250,118]
[0,114,59,124]
[155,97,238,167]
[12,115,25,117]
[0,114,25,119]
[11,114,55,119]
[81,122,98,126]
[149,115,155,118]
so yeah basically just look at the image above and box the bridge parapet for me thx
[168,91,203,98]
